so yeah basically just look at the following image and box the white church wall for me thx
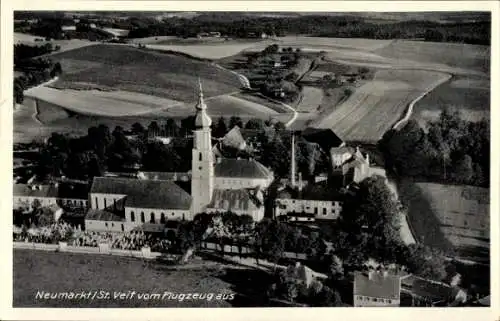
[90,193,127,211]
[124,206,191,225]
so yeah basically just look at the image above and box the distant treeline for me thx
[15,13,491,45]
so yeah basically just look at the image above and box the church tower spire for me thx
[195,78,211,128]
[191,78,214,216]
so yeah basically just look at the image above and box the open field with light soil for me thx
[412,76,490,125]
[47,44,243,102]
[25,86,184,117]
[245,36,392,52]
[312,69,450,143]
[13,249,239,307]
[375,40,490,74]
[398,181,489,263]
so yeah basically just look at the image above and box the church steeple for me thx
[191,77,214,216]
[195,78,212,128]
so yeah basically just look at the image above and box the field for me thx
[25,86,184,117]
[398,181,489,263]
[375,40,490,74]
[47,44,243,102]
[296,86,324,112]
[311,69,450,143]
[244,36,392,52]
[14,32,94,53]
[13,249,241,307]
[413,76,490,124]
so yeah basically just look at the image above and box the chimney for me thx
[291,133,296,188]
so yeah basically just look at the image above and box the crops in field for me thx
[48,44,243,102]
[398,180,489,262]
[312,69,450,143]
[413,76,490,124]
[375,40,490,74]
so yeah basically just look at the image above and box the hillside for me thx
[47,44,243,102]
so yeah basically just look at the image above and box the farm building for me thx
[353,270,403,307]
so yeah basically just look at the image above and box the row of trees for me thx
[122,13,490,45]
[380,107,490,187]
[14,43,59,65]
[14,56,62,104]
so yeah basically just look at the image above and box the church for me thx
[85,80,273,233]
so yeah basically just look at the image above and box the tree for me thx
[147,121,160,137]
[212,117,228,138]
[405,244,448,281]
[229,116,243,129]
[164,118,179,137]
[131,122,145,134]
[452,154,474,184]
[244,118,264,131]
[340,176,401,263]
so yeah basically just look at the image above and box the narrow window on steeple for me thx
[199,152,202,161]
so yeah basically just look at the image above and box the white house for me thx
[354,270,402,307]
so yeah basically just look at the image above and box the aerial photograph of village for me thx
[11,10,490,308]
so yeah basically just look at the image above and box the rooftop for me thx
[208,188,263,212]
[215,158,272,179]
[354,271,401,300]
[13,183,89,200]
[90,177,192,210]
[86,209,125,222]
[300,127,344,152]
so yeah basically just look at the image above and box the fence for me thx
[13,241,163,259]
[200,241,307,260]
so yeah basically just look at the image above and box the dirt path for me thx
[392,73,452,130]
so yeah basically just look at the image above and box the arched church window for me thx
[160,213,166,224]
[150,212,155,223]
[199,152,202,161]
[140,212,145,223]
[130,211,135,222]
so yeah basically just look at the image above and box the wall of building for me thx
[275,198,342,220]
[124,206,191,225]
[13,196,58,209]
[354,295,400,307]
[85,219,130,233]
[58,198,88,208]
[89,193,127,211]
[214,177,272,190]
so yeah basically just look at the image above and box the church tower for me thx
[191,79,214,215]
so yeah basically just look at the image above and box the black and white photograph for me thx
[4,3,496,315]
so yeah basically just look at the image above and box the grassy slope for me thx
[48,44,242,102]
[398,180,489,261]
